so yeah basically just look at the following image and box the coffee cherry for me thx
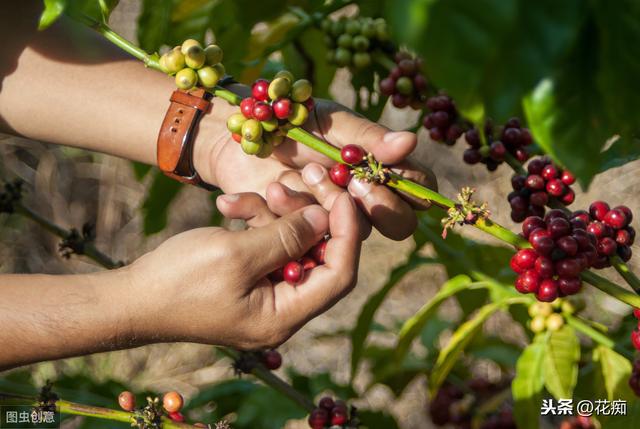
[341,144,365,164]
[530,315,547,333]
[163,391,184,413]
[288,103,309,126]
[291,79,312,103]
[589,201,610,221]
[615,205,633,223]
[523,216,546,238]
[227,113,247,134]
[275,70,294,83]
[558,277,582,295]
[529,302,553,317]
[530,229,554,255]
[548,217,571,239]
[632,330,640,350]
[169,412,185,422]
[181,39,201,55]
[308,408,329,429]
[329,163,351,187]
[310,240,328,264]
[597,237,617,256]
[197,66,221,88]
[395,76,413,95]
[256,138,274,159]
[261,349,282,370]
[204,44,223,65]
[231,133,241,143]
[240,97,255,118]
[379,77,395,96]
[604,208,629,229]
[252,102,273,122]
[334,48,352,67]
[536,279,559,302]
[162,47,186,74]
[514,249,538,269]
[273,98,292,119]
[184,45,206,69]
[546,313,564,331]
[319,396,335,411]
[352,34,370,51]
[330,409,348,426]
[264,131,285,147]
[353,52,372,68]
[213,63,225,77]
[518,270,541,293]
[118,391,136,412]
[556,236,578,256]
[268,77,291,100]
[283,261,304,285]
[250,80,270,103]
[175,68,197,90]
[241,119,263,142]
[240,138,262,155]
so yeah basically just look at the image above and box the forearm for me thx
[0,1,235,175]
[0,269,144,371]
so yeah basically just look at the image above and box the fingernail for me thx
[302,164,326,186]
[348,178,373,198]
[219,193,239,203]
[302,206,328,235]
[383,131,406,144]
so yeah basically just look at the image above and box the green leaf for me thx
[512,334,547,429]
[141,170,183,235]
[429,300,504,393]
[349,253,435,381]
[39,0,66,29]
[592,345,633,401]
[131,161,152,181]
[394,275,474,363]
[357,410,399,429]
[137,0,172,53]
[543,325,580,399]
[599,137,640,173]
[468,336,522,369]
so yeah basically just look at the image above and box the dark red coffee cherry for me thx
[329,163,351,187]
[341,144,365,164]
[283,261,304,285]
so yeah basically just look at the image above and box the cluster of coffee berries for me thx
[321,16,391,69]
[160,39,224,90]
[560,416,596,429]
[270,238,327,286]
[511,210,599,301]
[429,380,511,428]
[308,396,357,429]
[577,201,634,267]
[508,157,576,222]
[227,71,313,158]
[118,390,209,426]
[422,94,463,145]
[463,118,532,170]
[629,358,640,397]
[630,308,640,351]
[379,52,428,109]
[527,300,576,333]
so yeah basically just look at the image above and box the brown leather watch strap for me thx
[157,88,217,191]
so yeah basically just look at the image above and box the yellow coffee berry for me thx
[546,313,565,331]
[163,48,185,74]
[530,315,546,333]
[180,39,201,55]
[227,113,247,134]
[185,45,206,69]
[197,66,221,88]
[274,70,294,83]
[204,44,223,65]
[287,103,309,126]
[268,77,291,101]
[241,119,263,142]
[260,118,278,132]
[291,79,312,103]
[241,138,262,155]
[175,68,197,90]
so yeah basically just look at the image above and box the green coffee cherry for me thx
[256,139,274,159]
[241,138,262,155]
[181,39,202,55]
[291,79,312,103]
[334,48,352,67]
[353,52,371,69]
[204,44,223,65]
[242,119,263,142]
[375,18,389,41]
[163,48,186,74]
[321,18,332,33]
[546,313,565,331]
[479,146,490,157]
[528,302,553,318]
[337,33,353,49]
[197,66,221,88]
[268,77,291,100]
[345,20,361,35]
[396,76,414,95]
[227,113,247,134]
[324,34,336,48]
[561,300,576,315]
[261,118,278,132]
[352,35,370,52]
[185,45,206,69]
[360,19,376,38]
[213,63,226,77]
[275,70,294,83]
[330,19,345,37]
[175,68,197,90]
[265,132,285,147]
[530,316,547,333]
[288,103,309,126]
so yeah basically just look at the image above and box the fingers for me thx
[390,159,439,210]
[301,163,372,240]
[234,205,329,277]
[272,193,361,324]
[264,182,314,217]
[216,193,277,228]
[315,102,417,165]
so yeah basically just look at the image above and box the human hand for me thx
[195,95,437,241]
[126,188,361,350]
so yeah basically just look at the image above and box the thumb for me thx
[236,205,329,277]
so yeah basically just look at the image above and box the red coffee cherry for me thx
[308,408,329,429]
[536,279,559,302]
[251,79,270,101]
[118,391,136,412]
[589,201,610,221]
[514,249,538,269]
[252,101,273,121]
[329,163,351,187]
[283,261,304,285]
[261,349,282,370]
[162,391,184,413]
[168,411,185,422]
[632,330,640,350]
[273,98,292,119]
[604,208,629,229]
[318,396,335,411]
[240,97,256,119]
[341,144,365,164]
[330,408,348,426]
[300,256,317,271]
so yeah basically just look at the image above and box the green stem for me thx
[581,271,640,308]
[218,349,314,412]
[611,256,640,295]
[93,22,161,71]
[0,393,197,428]
[504,153,526,175]
[566,314,634,360]
[15,203,123,270]
[371,51,396,71]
